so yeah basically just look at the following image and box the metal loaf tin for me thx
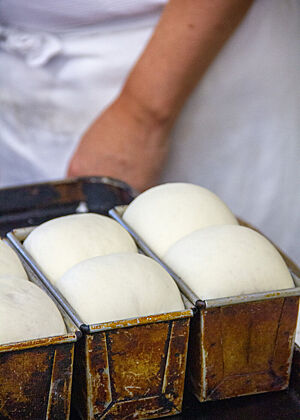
[0,246,81,420]
[109,206,300,403]
[0,176,135,237]
[7,228,194,420]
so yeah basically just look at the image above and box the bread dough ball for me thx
[24,213,138,284]
[164,225,294,300]
[0,239,27,279]
[0,280,66,345]
[0,275,28,288]
[123,183,238,257]
[56,253,184,325]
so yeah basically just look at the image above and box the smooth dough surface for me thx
[123,183,238,257]
[0,275,28,288]
[56,253,184,325]
[0,239,27,279]
[164,225,294,300]
[0,280,66,345]
[24,213,138,284]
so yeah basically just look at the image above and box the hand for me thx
[67,93,171,192]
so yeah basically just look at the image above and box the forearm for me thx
[121,0,253,124]
[68,0,253,189]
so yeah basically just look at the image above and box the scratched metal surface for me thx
[73,315,192,419]
[0,269,79,420]
[187,226,300,402]
[109,207,300,404]
[70,345,300,420]
[1,178,194,419]
[1,178,299,419]
[10,231,193,419]
[0,342,74,419]
[9,230,193,419]
[189,296,299,402]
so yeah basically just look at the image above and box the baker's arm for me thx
[68,0,253,191]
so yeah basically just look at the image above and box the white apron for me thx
[0,0,299,313]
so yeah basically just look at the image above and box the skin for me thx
[68,0,254,192]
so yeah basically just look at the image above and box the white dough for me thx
[0,275,28,288]
[56,253,184,325]
[24,213,138,284]
[0,239,27,279]
[123,183,238,257]
[0,280,66,345]
[164,225,294,300]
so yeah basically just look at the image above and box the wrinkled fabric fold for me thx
[0,0,299,269]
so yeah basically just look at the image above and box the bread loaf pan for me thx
[0,245,81,420]
[7,228,193,420]
[109,206,300,402]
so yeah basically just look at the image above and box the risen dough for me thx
[0,239,27,279]
[0,280,66,345]
[164,225,294,300]
[24,213,137,284]
[123,183,238,257]
[0,275,27,288]
[56,253,184,325]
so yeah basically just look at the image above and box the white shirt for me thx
[0,0,299,272]
[0,0,167,32]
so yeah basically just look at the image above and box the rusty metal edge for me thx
[88,308,194,333]
[196,295,299,402]
[0,332,79,354]
[201,285,300,309]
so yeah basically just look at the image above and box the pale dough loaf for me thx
[0,279,66,345]
[24,213,138,284]
[55,253,184,325]
[123,183,238,257]
[0,275,27,288]
[0,240,27,279]
[164,225,294,300]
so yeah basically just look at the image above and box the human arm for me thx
[67,0,253,191]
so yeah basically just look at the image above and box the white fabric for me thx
[0,3,299,267]
[160,0,300,269]
[0,0,167,33]
[0,24,155,185]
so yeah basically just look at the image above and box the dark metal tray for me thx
[0,176,299,420]
[69,343,300,420]
[0,176,134,236]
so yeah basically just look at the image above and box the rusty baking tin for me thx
[7,228,193,419]
[0,249,81,420]
[73,309,192,419]
[109,206,300,402]
[0,176,135,236]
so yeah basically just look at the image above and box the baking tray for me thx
[109,206,300,402]
[0,177,299,419]
[0,176,135,236]
[7,226,193,419]
[0,248,81,420]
